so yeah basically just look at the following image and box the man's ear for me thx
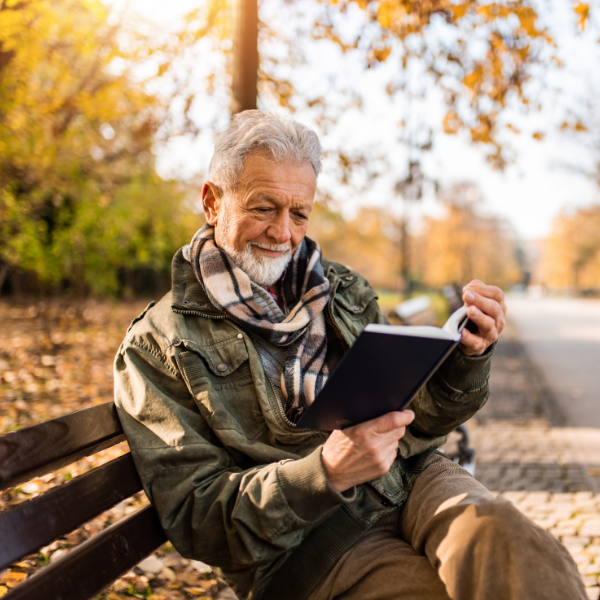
[202,182,221,226]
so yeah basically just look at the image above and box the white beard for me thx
[218,210,292,287]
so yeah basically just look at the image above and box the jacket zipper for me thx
[247,331,298,430]
[172,307,227,319]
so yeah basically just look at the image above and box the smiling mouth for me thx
[250,244,292,258]
[258,248,286,257]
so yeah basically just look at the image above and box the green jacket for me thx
[114,249,493,600]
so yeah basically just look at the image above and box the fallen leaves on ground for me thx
[0,298,239,599]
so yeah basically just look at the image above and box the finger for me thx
[378,426,407,448]
[463,291,504,325]
[466,304,496,337]
[463,283,506,314]
[459,328,489,356]
[369,410,415,434]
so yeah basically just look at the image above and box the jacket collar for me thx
[171,248,224,317]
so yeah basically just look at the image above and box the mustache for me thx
[249,242,292,253]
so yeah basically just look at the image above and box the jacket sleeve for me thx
[397,343,495,457]
[114,337,354,574]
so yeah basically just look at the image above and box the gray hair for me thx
[209,110,322,195]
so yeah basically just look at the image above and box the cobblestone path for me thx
[463,322,600,599]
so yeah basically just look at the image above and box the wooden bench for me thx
[394,296,438,326]
[0,385,476,600]
[0,402,166,600]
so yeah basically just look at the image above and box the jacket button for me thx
[351,305,360,311]
[237,334,243,339]
[345,276,354,281]
[217,363,229,372]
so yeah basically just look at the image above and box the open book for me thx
[295,306,470,431]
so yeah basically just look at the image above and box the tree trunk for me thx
[230,0,258,114]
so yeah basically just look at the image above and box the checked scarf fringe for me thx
[188,225,332,420]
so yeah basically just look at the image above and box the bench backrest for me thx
[395,296,438,326]
[0,402,166,600]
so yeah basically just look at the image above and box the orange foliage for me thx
[308,189,521,291]
[413,187,522,289]
[540,206,600,290]
[308,204,401,289]
[314,0,563,168]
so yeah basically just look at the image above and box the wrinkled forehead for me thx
[232,151,317,200]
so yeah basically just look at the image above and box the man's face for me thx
[202,152,316,286]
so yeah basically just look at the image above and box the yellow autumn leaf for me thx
[371,47,392,62]
[443,111,461,134]
[532,131,544,140]
[507,124,521,134]
[470,125,491,144]
[477,4,509,20]
[377,1,392,28]
[0,572,27,587]
[516,7,540,37]
[451,4,469,20]
[462,67,482,92]
[574,3,589,30]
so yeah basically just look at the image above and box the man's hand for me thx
[321,411,415,493]
[459,279,507,357]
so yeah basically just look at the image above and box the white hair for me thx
[209,110,322,195]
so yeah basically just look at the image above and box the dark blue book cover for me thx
[296,307,469,431]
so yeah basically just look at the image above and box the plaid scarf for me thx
[188,225,332,419]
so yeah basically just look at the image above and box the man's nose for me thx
[267,212,291,245]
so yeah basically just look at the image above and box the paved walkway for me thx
[506,296,600,427]
[463,321,600,598]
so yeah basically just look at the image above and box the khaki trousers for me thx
[309,455,586,600]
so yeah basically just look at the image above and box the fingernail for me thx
[465,291,475,302]
[408,410,415,420]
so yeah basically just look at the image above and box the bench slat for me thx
[0,402,125,491]
[4,504,167,600]
[0,454,142,571]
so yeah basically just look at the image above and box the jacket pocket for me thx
[177,339,266,441]
[180,335,251,385]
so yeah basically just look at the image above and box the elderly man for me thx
[115,111,585,600]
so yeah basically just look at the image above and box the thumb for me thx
[371,410,415,434]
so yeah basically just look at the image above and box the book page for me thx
[364,323,460,341]
[442,306,469,336]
